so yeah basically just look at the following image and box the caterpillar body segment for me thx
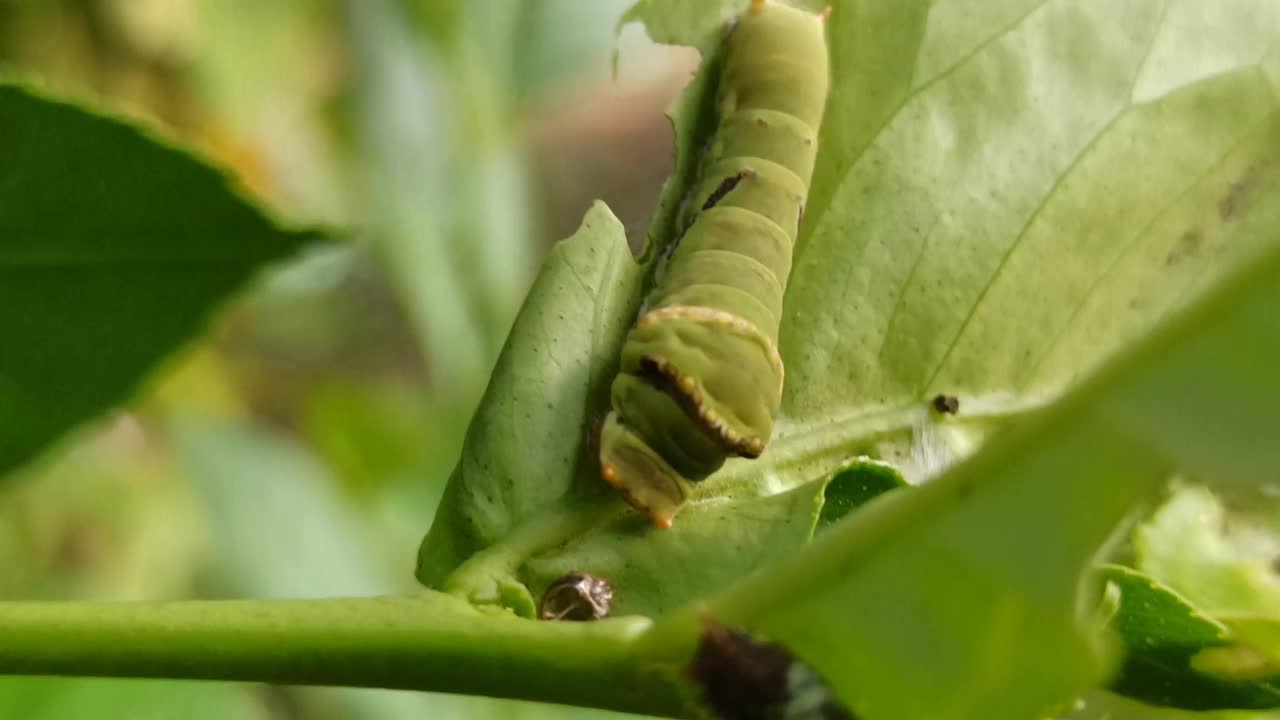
[599,1,829,527]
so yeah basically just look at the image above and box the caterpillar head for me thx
[598,412,687,529]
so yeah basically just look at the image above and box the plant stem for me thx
[0,591,692,717]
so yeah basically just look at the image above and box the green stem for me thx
[0,591,692,717]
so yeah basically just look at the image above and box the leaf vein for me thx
[1018,118,1266,389]
[802,0,1050,252]
[916,113,1121,394]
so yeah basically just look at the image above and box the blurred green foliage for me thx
[0,0,684,717]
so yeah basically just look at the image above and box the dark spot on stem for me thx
[688,617,856,720]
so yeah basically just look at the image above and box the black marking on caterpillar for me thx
[702,171,751,211]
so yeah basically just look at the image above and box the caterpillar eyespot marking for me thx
[597,1,829,528]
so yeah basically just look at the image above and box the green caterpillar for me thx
[599,0,830,528]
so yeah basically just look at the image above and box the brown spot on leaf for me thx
[1165,229,1203,267]
[1218,163,1269,221]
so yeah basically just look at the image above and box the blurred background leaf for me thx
[0,83,316,476]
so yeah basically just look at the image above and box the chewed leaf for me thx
[621,0,829,46]
[1101,565,1280,711]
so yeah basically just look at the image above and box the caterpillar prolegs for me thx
[599,0,830,528]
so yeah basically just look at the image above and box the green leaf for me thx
[416,201,642,588]
[640,224,1280,719]
[815,456,908,531]
[658,409,1160,719]
[524,477,827,617]
[518,458,902,619]
[0,82,317,477]
[1133,483,1280,677]
[1100,564,1280,711]
[1136,484,1280,619]
[785,0,1280,426]
[624,0,1280,498]
[420,0,1280,623]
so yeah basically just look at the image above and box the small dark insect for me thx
[538,572,614,621]
[687,616,855,720]
[931,394,959,415]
